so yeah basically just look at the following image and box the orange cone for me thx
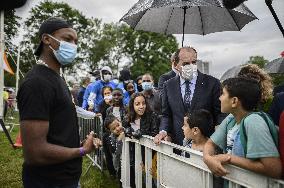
[14,131,22,148]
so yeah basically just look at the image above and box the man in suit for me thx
[154,47,225,146]
[158,52,179,92]
[274,83,284,95]
[269,92,284,126]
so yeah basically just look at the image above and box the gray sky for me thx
[16,0,284,78]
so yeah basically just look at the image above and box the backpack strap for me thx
[257,112,278,147]
[226,115,236,132]
[239,111,278,156]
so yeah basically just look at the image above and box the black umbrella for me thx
[220,65,242,81]
[120,0,257,46]
[264,57,284,74]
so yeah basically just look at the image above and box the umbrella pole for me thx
[265,0,284,38]
[182,7,187,47]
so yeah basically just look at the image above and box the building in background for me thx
[197,60,211,75]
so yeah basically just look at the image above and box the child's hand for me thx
[204,155,230,177]
[117,132,125,141]
[95,113,102,117]
[214,154,231,164]
[93,137,102,149]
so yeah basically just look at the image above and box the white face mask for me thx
[104,95,112,101]
[181,64,198,80]
[103,74,112,82]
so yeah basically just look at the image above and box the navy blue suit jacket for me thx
[160,71,226,145]
[158,70,176,91]
[269,92,284,125]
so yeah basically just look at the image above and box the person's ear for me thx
[42,34,51,45]
[231,97,238,108]
[193,127,199,135]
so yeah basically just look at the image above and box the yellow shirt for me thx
[3,91,9,101]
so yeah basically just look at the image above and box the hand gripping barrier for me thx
[121,135,284,188]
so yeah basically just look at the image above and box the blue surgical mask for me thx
[48,35,77,65]
[142,82,153,91]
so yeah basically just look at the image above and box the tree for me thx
[4,9,21,87]
[19,1,179,84]
[99,23,179,82]
[20,1,103,76]
[85,22,179,82]
[247,56,268,68]
[126,28,178,83]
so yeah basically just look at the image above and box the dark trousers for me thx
[22,170,79,188]
[103,133,116,176]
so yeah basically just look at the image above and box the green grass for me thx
[0,111,119,188]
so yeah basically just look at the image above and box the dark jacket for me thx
[105,106,127,122]
[143,89,161,115]
[274,84,284,95]
[269,92,284,125]
[77,86,86,107]
[122,111,159,137]
[158,70,176,91]
[160,71,226,145]
[98,101,111,121]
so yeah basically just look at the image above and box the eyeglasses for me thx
[142,80,152,82]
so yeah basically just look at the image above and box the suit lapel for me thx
[170,76,185,113]
[170,70,176,78]
[190,71,205,111]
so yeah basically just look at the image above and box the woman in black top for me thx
[123,93,159,188]
[123,92,159,137]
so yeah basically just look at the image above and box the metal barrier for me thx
[77,115,104,174]
[121,135,284,188]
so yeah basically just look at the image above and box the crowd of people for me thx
[16,17,284,188]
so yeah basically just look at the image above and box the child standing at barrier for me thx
[182,109,214,155]
[106,88,126,122]
[123,93,159,188]
[203,77,282,179]
[104,114,125,181]
[123,92,159,137]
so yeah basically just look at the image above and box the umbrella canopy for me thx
[264,57,284,74]
[120,0,257,46]
[220,65,242,81]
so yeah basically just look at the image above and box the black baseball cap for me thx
[34,17,73,56]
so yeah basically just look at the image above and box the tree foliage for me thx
[20,1,102,75]
[4,10,21,87]
[247,56,269,68]
[19,1,179,84]
[100,23,178,82]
